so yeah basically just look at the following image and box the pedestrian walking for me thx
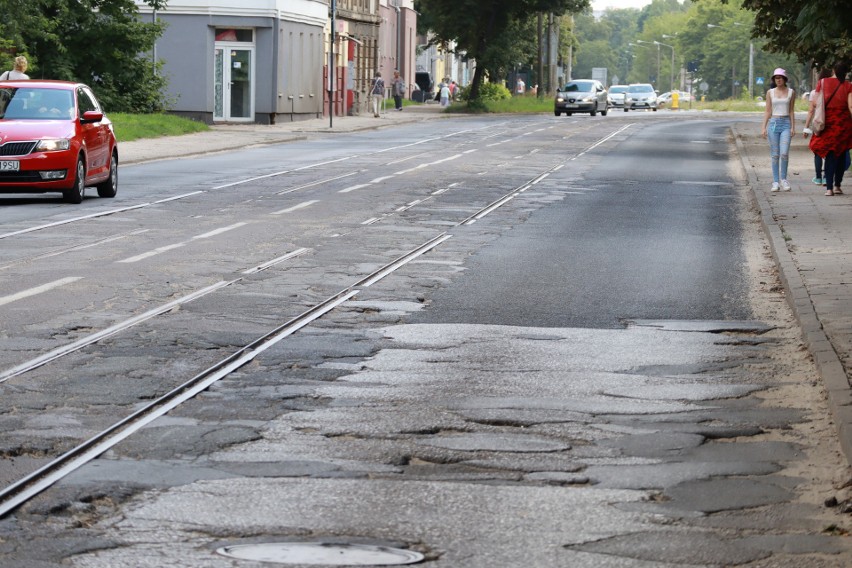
[515,76,525,96]
[761,68,796,191]
[0,56,29,80]
[370,72,385,118]
[804,68,834,185]
[391,70,405,111]
[804,61,852,196]
[439,82,451,107]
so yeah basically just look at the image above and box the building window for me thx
[215,29,253,42]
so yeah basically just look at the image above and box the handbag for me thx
[812,79,842,134]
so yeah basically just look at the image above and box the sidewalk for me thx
[734,119,852,463]
[118,103,446,165]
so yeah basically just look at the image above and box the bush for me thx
[459,81,512,102]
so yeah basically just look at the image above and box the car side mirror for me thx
[80,110,103,124]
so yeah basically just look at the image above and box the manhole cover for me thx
[216,542,425,565]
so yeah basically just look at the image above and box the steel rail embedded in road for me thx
[0,232,453,518]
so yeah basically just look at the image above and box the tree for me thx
[415,0,590,101]
[0,0,170,112]
[740,0,851,66]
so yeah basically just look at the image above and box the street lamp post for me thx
[635,39,659,87]
[628,42,652,84]
[707,23,753,99]
[654,41,675,92]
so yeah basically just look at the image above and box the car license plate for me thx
[565,104,578,108]
[0,160,19,171]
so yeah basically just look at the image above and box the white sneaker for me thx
[771,182,780,192]
[780,179,791,191]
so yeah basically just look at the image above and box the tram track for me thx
[0,118,632,518]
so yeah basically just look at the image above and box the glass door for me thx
[214,45,254,121]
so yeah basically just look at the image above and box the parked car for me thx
[623,83,658,111]
[656,90,692,108]
[608,84,628,107]
[411,72,434,103]
[0,80,117,203]
[554,80,609,116]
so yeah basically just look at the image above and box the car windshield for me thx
[0,87,75,120]
[610,86,627,94]
[629,84,654,93]
[562,81,595,92]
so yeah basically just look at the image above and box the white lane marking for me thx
[0,277,83,308]
[155,191,203,203]
[571,124,633,160]
[242,248,309,274]
[0,280,235,382]
[361,217,381,225]
[192,222,247,240]
[691,140,711,144]
[214,170,292,190]
[277,171,357,195]
[0,203,151,240]
[0,229,150,272]
[463,149,478,154]
[271,200,320,215]
[119,243,186,263]
[119,223,246,263]
[339,183,371,194]
[370,175,395,183]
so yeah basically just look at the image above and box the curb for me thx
[732,124,852,465]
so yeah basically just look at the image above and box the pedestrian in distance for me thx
[439,82,451,107]
[804,61,852,196]
[0,56,29,80]
[761,68,796,192]
[370,71,385,118]
[804,67,834,185]
[516,76,525,95]
[391,70,405,111]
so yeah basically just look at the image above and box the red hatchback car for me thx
[0,80,118,203]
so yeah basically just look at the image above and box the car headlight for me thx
[580,96,593,102]
[556,97,564,102]
[35,139,71,152]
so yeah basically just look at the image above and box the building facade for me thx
[138,0,417,123]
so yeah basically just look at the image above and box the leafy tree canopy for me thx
[415,0,590,100]
[0,0,169,112]
[739,0,851,65]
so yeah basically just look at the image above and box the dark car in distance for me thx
[554,80,609,117]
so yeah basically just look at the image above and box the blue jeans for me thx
[767,117,791,183]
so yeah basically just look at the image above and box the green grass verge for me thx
[110,113,209,143]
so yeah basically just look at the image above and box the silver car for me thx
[608,85,628,107]
[554,80,609,117]
[624,83,658,111]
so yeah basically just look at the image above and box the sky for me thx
[592,0,652,10]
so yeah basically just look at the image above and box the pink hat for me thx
[772,68,788,80]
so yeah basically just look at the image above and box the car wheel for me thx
[590,109,597,116]
[63,157,86,204]
[555,110,561,116]
[96,151,118,198]
[565,112,572,116]
[601,106,608,116]
[624,107,629,112]
[652,107,657,112]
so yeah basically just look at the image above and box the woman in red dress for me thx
[807,62,852,196]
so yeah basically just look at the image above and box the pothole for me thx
[216,542,425,565]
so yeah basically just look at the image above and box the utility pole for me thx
[537,13,543,98]
[329,0,336,128]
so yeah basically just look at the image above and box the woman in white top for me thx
[0,56,29,80]
[761,68,796,191]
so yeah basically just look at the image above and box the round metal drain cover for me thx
[216,542,424,565]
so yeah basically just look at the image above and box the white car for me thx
[624,83,658,111]
[608,85,628,107]
[657,90,692,107]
